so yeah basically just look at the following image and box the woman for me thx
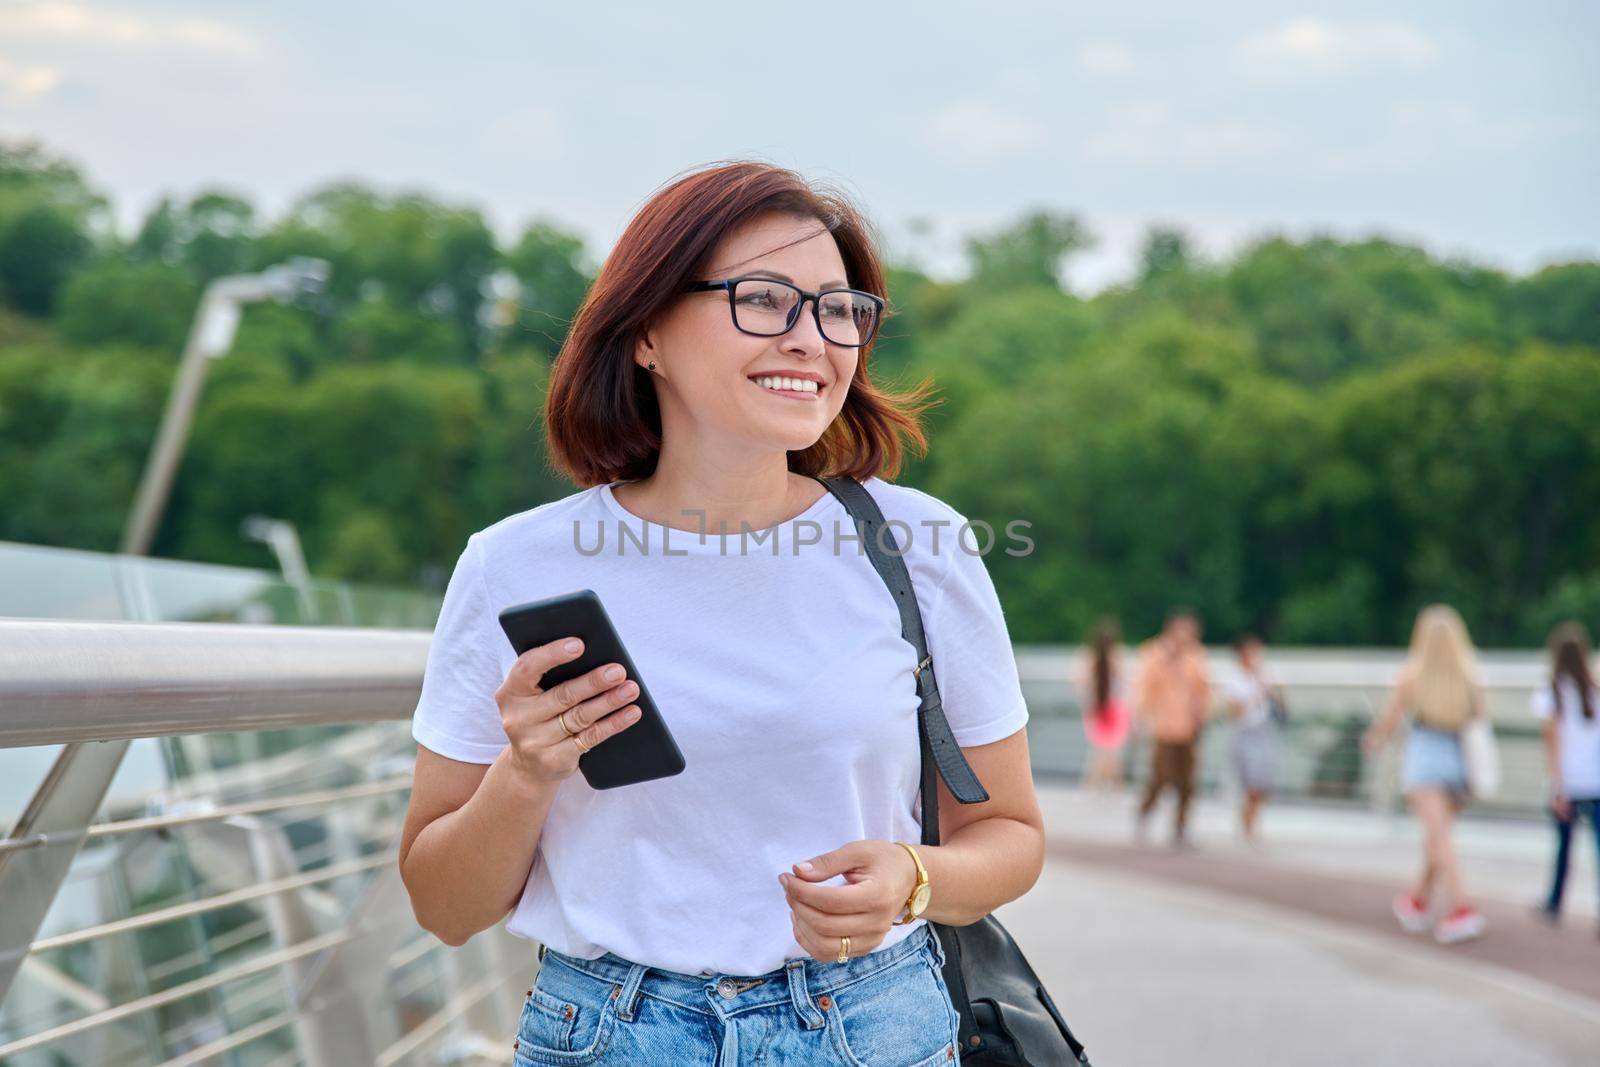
[1226,634,1284,842]
[1362,604,1488,945]
[1532,621,1600,930]
[1078,618,1129,792]
[398,162,1043,1065]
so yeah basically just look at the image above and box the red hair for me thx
[544,160,936,487]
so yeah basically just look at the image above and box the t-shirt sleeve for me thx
[411,533,513,764]
[923,537,1030,748]
[1529,687,1554,721]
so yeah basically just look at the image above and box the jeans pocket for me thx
[825,950,960,1067]
[514,959,619,1066]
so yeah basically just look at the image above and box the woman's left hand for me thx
[779,840,920,962]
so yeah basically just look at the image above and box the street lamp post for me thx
[120,258,330,557]
[242,515,317,623]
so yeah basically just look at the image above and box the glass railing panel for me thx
[0,540,441,629]
[0,543,126,620]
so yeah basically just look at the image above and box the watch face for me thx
[911,885,932,913]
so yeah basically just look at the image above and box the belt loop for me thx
[786,958,825,1030]
[615,962,648,1022]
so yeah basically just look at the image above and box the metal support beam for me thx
[0,740,131,1002]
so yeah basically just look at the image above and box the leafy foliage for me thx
[2,140,1595,645]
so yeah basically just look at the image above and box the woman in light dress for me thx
[1225,634,1284,841]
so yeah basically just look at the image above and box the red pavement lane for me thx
[1048,836,1600,1004]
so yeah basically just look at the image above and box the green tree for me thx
[0,342,173,549]
[0,142,106,315]
[1226,236,1501,384]
[1320,345,1600,641]
[55,260,199,351]
[962,210,1092,293]
[1509,262,1600,348]
[503,220,594,353]
[256,183,498,362]
[1139,226,1193,282]
[131,191,259,282]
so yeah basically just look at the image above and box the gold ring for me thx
[558,709,578,737]
[572,732,591,754]
[836,936,850,964]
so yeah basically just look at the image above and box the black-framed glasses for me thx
[688,275,884,348]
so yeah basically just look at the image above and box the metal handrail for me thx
[2,622,1554,750]
[0,619,429,748]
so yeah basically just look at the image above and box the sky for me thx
[1,0,1596,291]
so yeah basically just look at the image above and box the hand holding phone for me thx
[494,634,644,785]
[498,589,686,790]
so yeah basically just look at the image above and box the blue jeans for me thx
[515,921,962,1066]
[1547,798,1600,913]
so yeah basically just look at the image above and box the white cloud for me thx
[0,56,61,99]
[0,2,258,58]
[921,101,1047,164]
[1236,18,1438,78]
[1079,41,1134,77]
[1084,101,1291,168]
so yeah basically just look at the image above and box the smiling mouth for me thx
[748,375,823,400]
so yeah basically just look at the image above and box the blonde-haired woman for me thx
[1362,604,1488,944]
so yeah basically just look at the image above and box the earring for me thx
[648,362,656,370]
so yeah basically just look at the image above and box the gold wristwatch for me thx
[890,842,931,925]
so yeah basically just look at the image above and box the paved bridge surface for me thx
[1001,785,1600,1066]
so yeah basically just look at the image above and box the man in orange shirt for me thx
[1132,608,1212,847]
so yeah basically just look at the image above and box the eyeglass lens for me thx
[731,279,877,346]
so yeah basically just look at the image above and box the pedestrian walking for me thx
[1079,618,1130,792]
[1226,634,1285,842]
[1133,608,1211,848]
[1532,621,1600,934]
[1363,604,1488,944]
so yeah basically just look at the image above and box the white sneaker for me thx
[1433,906,1487,944]
[1392,893,1431,934]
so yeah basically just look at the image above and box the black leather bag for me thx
[814,475,1092,1066]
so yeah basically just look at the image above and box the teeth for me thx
[753,376,818,394]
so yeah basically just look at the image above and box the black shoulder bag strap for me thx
[811,475,991,834]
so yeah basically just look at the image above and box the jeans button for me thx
[717,978,737,999]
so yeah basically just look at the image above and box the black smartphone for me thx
[497,589,685,790]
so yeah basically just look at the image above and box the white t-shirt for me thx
[410,476,1030,976]
[1225,668,1277,730]
[1530,681,1600,800]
